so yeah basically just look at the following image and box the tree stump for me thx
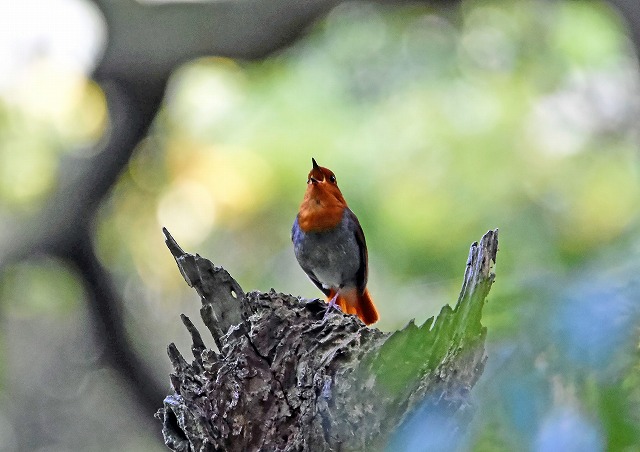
[156,228,498,451]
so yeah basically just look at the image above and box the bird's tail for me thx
[328,287,379,325]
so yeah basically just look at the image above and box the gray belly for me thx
[294,224,360,289]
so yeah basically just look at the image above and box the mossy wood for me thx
[156,228,498,451]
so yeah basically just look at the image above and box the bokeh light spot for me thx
[157,179,216,248]
[0,139,57,206]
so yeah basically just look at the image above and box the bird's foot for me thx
[322,292,341,321]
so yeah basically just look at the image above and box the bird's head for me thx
[308,157,337,185]
[305,158,346,204]
[297,158,348,231]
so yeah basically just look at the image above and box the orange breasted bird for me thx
[291,158,379,325]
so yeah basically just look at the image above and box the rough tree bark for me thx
[156,228,498,451]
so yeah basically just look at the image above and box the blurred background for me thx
[1,0,639,450]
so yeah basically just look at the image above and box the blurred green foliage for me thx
[1,0,640,450]
[0,258,82,317]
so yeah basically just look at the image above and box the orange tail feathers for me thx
[354,288,379,325]
[327,288,379,325]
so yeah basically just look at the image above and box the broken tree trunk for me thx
[156,228,499,451]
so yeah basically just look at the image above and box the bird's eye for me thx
[329,175,336,183]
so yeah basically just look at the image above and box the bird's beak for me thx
[309,158,322,184]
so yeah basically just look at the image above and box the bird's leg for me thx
[323,290,342,320]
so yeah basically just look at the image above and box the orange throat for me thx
[297,187,346,232]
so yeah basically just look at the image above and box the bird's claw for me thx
[322,293,341,321]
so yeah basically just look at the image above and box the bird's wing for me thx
[307,271,331,297]
[291,217,297,242]
[345,208,368,293]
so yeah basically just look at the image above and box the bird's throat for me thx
[297,191,345,232]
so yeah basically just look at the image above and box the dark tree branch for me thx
[0,79,165,264]
[607,0,640,53]
[91,0,466,84]
[157,229,498,451]
[93,0,341,81]
[0,73,169,442]
[64,226,166,423]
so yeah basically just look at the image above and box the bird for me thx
[291,158,379,325]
